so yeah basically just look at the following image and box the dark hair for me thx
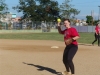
[63,19,70,23]
[96,24,98,26]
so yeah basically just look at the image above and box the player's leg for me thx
[62,45,78,75]
[92,33,98,45]
[67,45,78,74]
[62,46,71,75]
[98,34,100,46]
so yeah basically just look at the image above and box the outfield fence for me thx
[0,21,96,33]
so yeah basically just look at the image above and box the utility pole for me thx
[98,6,100,23]
[91,10,94,25]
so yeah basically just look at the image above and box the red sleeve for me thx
[60,29,66,34]
[95,26,99,33]
[71,28,79,37]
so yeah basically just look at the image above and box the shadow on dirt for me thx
[23,62,61,75]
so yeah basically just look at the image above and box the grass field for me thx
[0,32,96,44]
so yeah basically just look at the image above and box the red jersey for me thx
[61,27,79,45]
[95,26,100,34]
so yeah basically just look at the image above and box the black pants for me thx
[63,44,78,74]
[92,33,100,46]
[98,34,100,46]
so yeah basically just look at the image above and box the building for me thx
[0,12,18,23]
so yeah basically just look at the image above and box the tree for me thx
[93,20,99,25]
[13,0,37,21]
[0,0,8,19]
[13,0,59,21]
[86,15,93,25]
[60,0,80,19]
[37,0,59,21]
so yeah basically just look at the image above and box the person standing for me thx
[92,24,99,45]
[92,23,100,46]
[57,19,80,75]
[98,23,100,46]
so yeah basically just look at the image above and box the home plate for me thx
[51,46,59,48]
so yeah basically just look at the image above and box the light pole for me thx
[98,6,100,23]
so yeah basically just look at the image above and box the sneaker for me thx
[61,71,68,75]
[92,43,94,46]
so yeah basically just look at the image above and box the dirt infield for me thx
[0,39,100,75]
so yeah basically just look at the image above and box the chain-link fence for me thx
[0,21,58,32]
[0,21,96,33]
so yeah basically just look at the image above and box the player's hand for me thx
[57,22,61,26]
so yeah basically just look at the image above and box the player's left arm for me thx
[72,36,80,41]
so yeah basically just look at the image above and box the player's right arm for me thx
[57,22,65,34]
[57,22,62,34]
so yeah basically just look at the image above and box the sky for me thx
[5,0,100,20]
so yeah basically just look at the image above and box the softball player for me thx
[98,24,100,46]
[57,19,80,75]
[92,23,100,46]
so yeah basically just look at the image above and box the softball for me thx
[57,18,61,22]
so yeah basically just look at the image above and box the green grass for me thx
[0,33,63,41]
[78,32,95,44]
[0,32,96,44]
